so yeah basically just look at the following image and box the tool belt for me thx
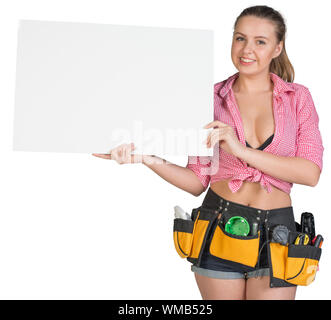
[173,206,322,287]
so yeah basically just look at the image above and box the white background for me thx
[0,0,330,300]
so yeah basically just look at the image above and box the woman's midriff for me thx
[210,178,292,210]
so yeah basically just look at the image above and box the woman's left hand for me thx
[203,120,245,158]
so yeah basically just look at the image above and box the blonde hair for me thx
[234,5,295,82]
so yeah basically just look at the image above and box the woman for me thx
[93,5,324,300]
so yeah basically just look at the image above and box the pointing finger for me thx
[92,153,112,159]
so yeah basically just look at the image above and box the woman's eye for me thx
[257,40,266,45]
[235,36,244,41]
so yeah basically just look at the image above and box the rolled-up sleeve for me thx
[295,89,324,172]
[186,156,211,189]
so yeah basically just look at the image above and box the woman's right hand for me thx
[92,143,144,164]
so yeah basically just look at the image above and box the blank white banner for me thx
[13,20,214,156]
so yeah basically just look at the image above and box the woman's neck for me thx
[233,71,273,95]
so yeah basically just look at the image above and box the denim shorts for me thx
[191,187,296,280]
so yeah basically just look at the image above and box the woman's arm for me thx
[142,155,206,197]
[93,144,207,196]
[236,148,321,187]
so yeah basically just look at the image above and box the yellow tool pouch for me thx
[269,242,288,283]
[209,221,260,268]
[285,244,321,286]
[173,217,196,258]
[269,232,322,287]
[173,207,218,265]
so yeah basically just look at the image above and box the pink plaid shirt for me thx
[187,72,324,194]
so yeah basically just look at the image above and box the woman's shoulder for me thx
[286,81,310,94]
[214,78,228,93]
[283,82,314,109]
[269,74,314,108]
[214,73,238,96]
[281,80,316,114]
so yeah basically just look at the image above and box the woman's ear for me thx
[273,40,284,59]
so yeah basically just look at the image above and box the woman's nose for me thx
[242,41,254,54]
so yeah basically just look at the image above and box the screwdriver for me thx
[312,234,324,248]
[294,233,310,245]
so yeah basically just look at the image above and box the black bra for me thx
[245,133,274,150]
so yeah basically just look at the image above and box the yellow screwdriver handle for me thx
[295,233,309,245]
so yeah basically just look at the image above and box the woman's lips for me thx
[239,57,256,66]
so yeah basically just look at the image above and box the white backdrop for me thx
[0,0,330,300]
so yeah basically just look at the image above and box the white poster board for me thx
[13,20,213,156]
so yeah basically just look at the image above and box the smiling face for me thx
[231,15,283,76]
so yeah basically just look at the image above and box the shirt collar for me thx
[218,72,295,98]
